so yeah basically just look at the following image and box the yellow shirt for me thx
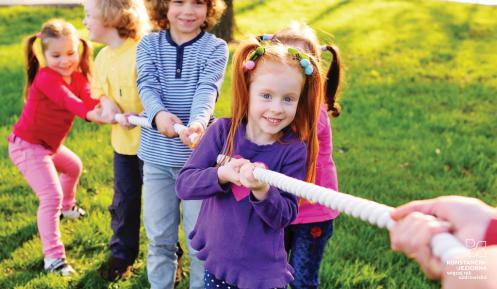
[92,38,143,155]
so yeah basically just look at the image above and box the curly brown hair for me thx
[95,0,149,40]
[144,0,226,31]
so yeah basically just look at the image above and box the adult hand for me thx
[389,196,496,280]
[392,196,495,243]
[390,212,451,279]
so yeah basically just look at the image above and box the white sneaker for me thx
[44,258,76,276]
[60,205,86,220]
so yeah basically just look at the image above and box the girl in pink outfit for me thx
[267,23,343,289]
[7,19,105,276]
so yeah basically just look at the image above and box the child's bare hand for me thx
[100,96,121,123]
[86,105,107,124]
[217,158,250,186]
[179,122,204,147]
[116,112,138,129]
[155,111,182,137]
[239,162,269,200]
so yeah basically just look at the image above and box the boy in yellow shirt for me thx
[83,0,147,280]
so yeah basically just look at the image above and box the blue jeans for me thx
[284,220,334,289]
[143,162,204,289]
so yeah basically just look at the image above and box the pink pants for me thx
[8,134,82,258]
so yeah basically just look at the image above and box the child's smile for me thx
[246,60,304,145]
[168,0,207,44]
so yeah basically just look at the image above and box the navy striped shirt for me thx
[136,30,228,167]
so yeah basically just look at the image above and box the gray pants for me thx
[143,162,204,289]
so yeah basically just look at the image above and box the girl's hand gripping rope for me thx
[239,162,270,201]
[178,121,204,147]
[217,157,250,186]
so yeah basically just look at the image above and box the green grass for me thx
[1,0,496,288]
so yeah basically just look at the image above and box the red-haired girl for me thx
[176,40,323,289]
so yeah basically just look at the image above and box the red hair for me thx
[224,40,323,183]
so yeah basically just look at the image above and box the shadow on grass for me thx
[0,270,39,289]
[236,0,266,14]
[0,223,37,262]
[309,0,350,25]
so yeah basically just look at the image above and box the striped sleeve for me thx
[136,34,167,125]
[188,39,228,128]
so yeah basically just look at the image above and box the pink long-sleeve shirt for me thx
[292,106,340,224]
[13,67,99,152]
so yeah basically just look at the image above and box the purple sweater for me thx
[176,118,307,289]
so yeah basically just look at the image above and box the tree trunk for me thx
[211,0,235,42]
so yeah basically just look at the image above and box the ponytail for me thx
[323,45,342,117]
[24,34,40,99]
[79,38,92,78]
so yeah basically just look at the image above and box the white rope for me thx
[114,114,199,143]
[216,154,469,263]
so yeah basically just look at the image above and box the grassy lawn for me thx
[1,0,496,288]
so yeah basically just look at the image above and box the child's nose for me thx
[270,101,284,113]
[183,3,194,14]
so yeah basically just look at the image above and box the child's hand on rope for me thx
[155,111,182,137]
[179,122,204,147]
[116,113,138,129]
[100,96,121,124]
[239,162,269,201]
[86,105,107,124]
[217,158,250,186]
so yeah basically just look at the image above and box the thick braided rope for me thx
[217,155,469,263]
[114,114,198,143]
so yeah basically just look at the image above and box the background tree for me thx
[211,0,234,42]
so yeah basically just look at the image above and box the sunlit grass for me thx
[1,1,496,288]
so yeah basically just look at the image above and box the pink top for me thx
[292,106,340,224]
[13,67,99,152]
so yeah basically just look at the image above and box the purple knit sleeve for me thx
[176,118,230,200]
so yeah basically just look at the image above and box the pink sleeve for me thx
[75,73,100,109]
[34,69,90,119]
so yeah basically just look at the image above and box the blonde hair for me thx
[144,0,226,31]
[95,0,149,39]
[25,19,92,98]
[225,39,323,183]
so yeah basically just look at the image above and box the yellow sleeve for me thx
[91,50,106,100]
